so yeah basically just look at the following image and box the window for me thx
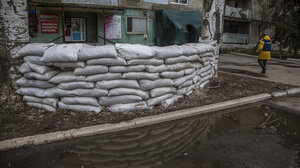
[65,17,86,42]
[127,17,147,34]
[170,0,188,5]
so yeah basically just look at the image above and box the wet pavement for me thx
[0,103,300,168]
[219,54,300,86]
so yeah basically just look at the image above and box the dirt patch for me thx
[0,72,293,141]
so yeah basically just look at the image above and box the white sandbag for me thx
[149,87,176,97]
[122,72,159,80]
[57,82,94,90]
[201,57,213,62]
[41,44,83,62]
[27,62,52,74]
[146,65,173,73]
[23,56,50,65]
[152,45,183,59]
[147,94,173,106]
[49,71,85,84]
[139,79,174,90]
[86,57,127,66]
[187,43,214,54]
[16,77,56,88]
[18,43,55,57]
[115,43,154,60]
[176,85,195,95]
[193,62,203,69]
[160,70,184,79]
[24,70,59,81]
[188,54,201,62]
[109,65,146,73]
[165,56,190,65]
[127,59,163,66]
[185,90,193,96]
[99,95,142,106]
[184,68,195,75]
[27,102,55,112]
[173,72,196,87]
[178,80,193,89]
[108,101,152,112]
[192,75,201,84]
[200,70,212,78]
[199,52,214,58]
[79,44,117,60]
[16,87,54,98]
[58,101,101,113]
[109,88,149,99]
[96,80,140,89]
[61,97,99,107]
[196,65,212,75]
[18,63,31,74]
[86,73,122,82]
[73,65,108,76]
[200,80,209,88]
[23,96,58,107]
[70,88,108,97]
[52,62,86,68]
[173,62,194,71]
[161,95,183,108]
[178,45,199,56]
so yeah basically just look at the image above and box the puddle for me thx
[0,105,299,168]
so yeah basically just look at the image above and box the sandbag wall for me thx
[15,43,217,113]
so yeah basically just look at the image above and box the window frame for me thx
[170,0,188,6]
[126,16,148,35]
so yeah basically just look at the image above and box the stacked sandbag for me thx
[16,42,218,113]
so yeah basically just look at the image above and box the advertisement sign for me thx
[105,15,121,39]
[62,0,118,6]
[40,13,59,33]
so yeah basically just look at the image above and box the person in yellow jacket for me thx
[256,34,271,73]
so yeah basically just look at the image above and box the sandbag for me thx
[161,95,183,108]
[61,97,99,107]
[146,65,173,73]
[109,65,146,73]
[73,65,108,76]
[176,85,195,95]
[184,68,195,75]
[18,43,55,57]
[173,62,194,71]
[200,70,211,78]
[127,59,163,66]
[178,45,199,56]
[165,56,190,65]
[149,87,176,97]
[152,45,183,59]
[200,80,209,88]
[27,102,55,112]
[79,44,117,60]
[86,57,127,66]
[193,62,203,69]
[23,96,58,107]
[188,54,201,62]
[57,82,95,90]
[173,72,196,87]
[58,102,101,113]
[192,75,201,84]
[96,80,140,89]
[108,88,149,100]
[122,72,159,80]
[18,63,31,74]
[52,62,86,68]
[49,71,85,84]
[187,43,214,54]
[86,73,122,82]
[108,101,152,112]
[199,52,214,58]
[47,88,108,97]
[16,87,54,98]
[23,56,50,65]
[115,43,154,60]
[27,62,52,74]
[16,77,56,88]
[178,80,193,89]
[99,95,142,106]
[139,79,174,90]
[41,44,83,62]
[147,94,173,106]
[24,70,59,81]
[160,70,184,79]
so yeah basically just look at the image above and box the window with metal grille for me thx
[126,17,147,34]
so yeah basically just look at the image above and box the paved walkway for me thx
[219,53,300,86]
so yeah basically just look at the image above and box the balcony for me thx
[223,33,249,44]
[224,5,251,20]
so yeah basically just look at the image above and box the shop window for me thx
[126,17,147,34]
[65,17,86,42]
[170,0,188,5]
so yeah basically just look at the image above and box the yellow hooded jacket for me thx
[256,35,271,60]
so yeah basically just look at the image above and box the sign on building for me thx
[105,15,121,39]
[40,13,59,33]
[62,0,118,6]
[143,0,168,4]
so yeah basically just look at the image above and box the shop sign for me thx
[40,13,59,33]
[105,15,121,39]
[143,0,168,4]
[62,0,118,6]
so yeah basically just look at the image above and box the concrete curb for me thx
[0,93,272,152]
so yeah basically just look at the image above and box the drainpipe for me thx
[62,6,65,43]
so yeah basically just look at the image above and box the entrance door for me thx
[71,18,86,41]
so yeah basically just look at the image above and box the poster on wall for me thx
[40,13,59,33]
[105,15,121,39]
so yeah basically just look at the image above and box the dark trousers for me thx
[258,59,267,71]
